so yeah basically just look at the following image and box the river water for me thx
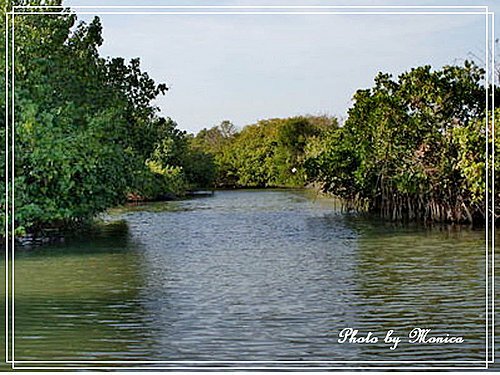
[2,189,496,369]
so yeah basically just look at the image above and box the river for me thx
[2,189,496,369]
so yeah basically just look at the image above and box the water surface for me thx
[2,189,495,369]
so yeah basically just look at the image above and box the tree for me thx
[2,0,185,235]
[305,63,490,223]
[193,116,337,188]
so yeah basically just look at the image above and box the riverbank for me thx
[8,183,490,248]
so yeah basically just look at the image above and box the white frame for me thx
[4,4,495,371]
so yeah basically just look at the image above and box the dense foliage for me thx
[1,1,213,236]
[305,63,498,224]
[1,1,496,238]
[192,116,337,188]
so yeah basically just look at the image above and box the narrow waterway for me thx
[2,189,494,368]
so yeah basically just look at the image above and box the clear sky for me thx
[65,0,499,133]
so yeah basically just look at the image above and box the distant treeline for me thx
[190,116,337,188]
[192,64,499,225]
[1,2,497,238]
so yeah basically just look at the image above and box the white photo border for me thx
[4,4,495,371]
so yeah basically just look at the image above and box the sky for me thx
[65,0,500,133]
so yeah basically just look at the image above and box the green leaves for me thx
[5,5,186,235]
[305,63,491,223]
[191,116,337,188]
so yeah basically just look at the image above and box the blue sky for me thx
[65,0,499,133]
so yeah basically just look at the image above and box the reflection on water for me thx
[10,222,155,361]
[0,189,495,368]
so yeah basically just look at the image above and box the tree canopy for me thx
[1,1,216,236]
[305,63,498,223]
[192,116,337,188]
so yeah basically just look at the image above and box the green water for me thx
[1,190,496,370]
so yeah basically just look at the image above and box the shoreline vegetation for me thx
[2,2,499,241]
